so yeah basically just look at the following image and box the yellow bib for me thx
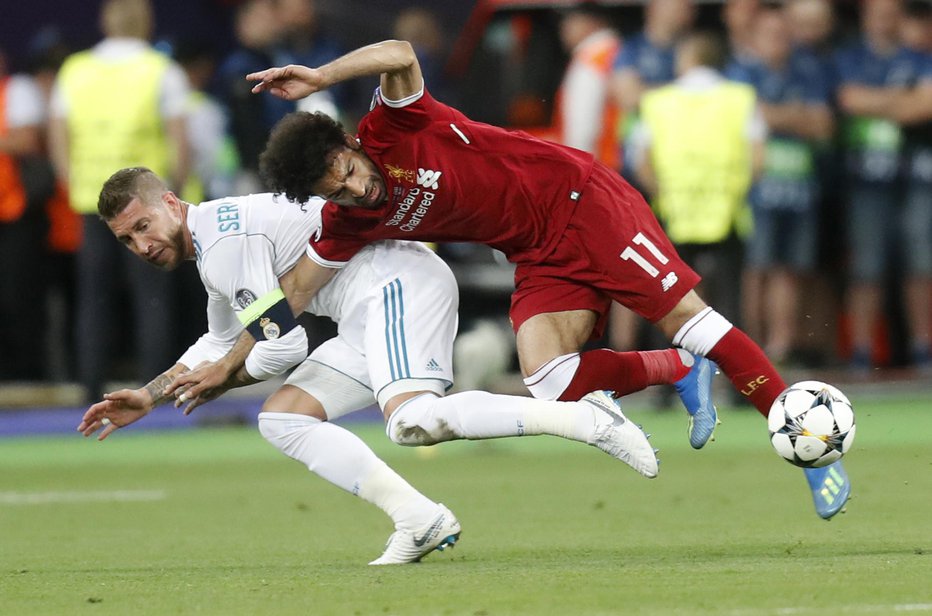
[58,49,171,214]
[641,81,755,244]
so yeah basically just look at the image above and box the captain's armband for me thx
[236,288,299,342]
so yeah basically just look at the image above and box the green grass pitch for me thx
[1,397,931,615]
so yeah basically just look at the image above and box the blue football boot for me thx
[673,353,718,449]
[804,460,851,520]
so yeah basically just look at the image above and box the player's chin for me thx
[150,255,182,271]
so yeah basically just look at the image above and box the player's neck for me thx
[180,201,196,260]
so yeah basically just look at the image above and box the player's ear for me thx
[162,191,181,213]
[343,133,361,151]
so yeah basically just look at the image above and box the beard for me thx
[155,226,187,271]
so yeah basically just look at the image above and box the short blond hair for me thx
[100,0,153,40]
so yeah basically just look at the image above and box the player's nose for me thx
[347,177,367,198]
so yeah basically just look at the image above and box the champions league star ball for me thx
[768,381,856,468]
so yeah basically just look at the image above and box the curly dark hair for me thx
[259,111,348,203]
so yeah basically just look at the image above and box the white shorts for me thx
[284,241,458,420]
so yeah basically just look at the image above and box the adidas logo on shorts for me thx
[426,358,443,372]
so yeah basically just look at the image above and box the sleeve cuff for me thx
[378,81,425,108]
[306,244,349,268]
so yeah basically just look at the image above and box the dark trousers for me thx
[676,234,745,327]
[75,215,176,401]
[0,209,47,380]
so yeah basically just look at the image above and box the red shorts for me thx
[509,162,700,339]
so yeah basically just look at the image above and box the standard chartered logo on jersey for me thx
[385,164,443,232]
[416,168,442,190]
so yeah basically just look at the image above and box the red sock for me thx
[557,348,690,402]
[705,327,787,417]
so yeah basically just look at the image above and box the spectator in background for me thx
[786,0,837,88]
[637,31,765,331]
[0,50,52,380]
[722,0,761,66]
[899,1,932,370]
[609,0,694,356]
[835,0,932,371]
[279,0,345,119]
[216,0,287,192]
[393,7,455,107]
[728,7,834,365]
[611,0,694,118]
[174,39,235,203]
[48,0,190,402]
[902,0,932,53]
[554,2,621,169]
[26,30,81,382]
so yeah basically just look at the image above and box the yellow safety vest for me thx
[58,48,171,214]
[641,80,755,244]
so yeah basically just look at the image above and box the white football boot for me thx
[582,391,659,478]
[369,504,461,565]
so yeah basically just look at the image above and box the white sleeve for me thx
[626,120,650,170]
[560,62,607,153]
[200,233,308,381]
[176,287,240,369]
[243,326,308,381]
[160,61,191,120]
[6,76,45,127]
[49,78,67,119]
[747,101,768,142]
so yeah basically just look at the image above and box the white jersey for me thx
[177,192,458,407]
[178,192,320,378]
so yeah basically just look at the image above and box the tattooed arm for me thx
[78,363,190,441]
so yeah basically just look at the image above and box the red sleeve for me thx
[307,203,368,266]
[358,87,461,151]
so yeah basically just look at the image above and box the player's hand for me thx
[165,361,233,415]
[247,65,324,100]
[77,389,151,441]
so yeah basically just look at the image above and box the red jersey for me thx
[309,88,597,266]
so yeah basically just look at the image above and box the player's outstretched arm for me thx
[165,335,259,415]
[165,257,335,414]
[77,363,188,440]
[248,39,423,103]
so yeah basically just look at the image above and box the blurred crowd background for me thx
[1,0,930,407]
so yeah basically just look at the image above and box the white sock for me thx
[386,391,597,446]
[522,353,580,400]
[258,412,436,531]
[672,307,733,356]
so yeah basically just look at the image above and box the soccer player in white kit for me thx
[79,167,657,564]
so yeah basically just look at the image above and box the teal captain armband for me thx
[237,288,299,341]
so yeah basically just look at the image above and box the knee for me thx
[385,395,448,446]
[258,411,320,459]
[261,385,328,420]
[655,290,708,340]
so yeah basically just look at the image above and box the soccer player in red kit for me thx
[247,40,849,519]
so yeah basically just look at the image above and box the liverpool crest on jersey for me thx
[384,163,415,183]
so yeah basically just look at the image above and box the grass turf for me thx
[1,397,931,615]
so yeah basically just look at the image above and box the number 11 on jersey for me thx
[619,232,669,278]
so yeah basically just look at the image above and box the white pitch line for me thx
[0,490,167,505]
[729,604,932,615]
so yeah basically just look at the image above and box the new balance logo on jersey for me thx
[417,168,442,190]
[426,358,442,372]
[661,272,678,292]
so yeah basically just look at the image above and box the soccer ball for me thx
[768,381,856,468]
